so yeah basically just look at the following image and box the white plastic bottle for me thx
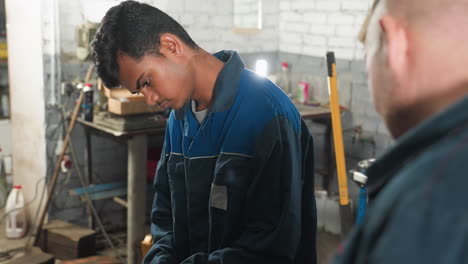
[5,185,28,238]
[276,62,292,97]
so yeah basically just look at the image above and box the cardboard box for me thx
[107,97,164,115]
[98,79,164,115]
[104,87,144,102]
[97,79,144,102]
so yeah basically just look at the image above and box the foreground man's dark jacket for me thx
[333,96,468,264]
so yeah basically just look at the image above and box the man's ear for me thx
[379,15,409,80]
[159,33,183,56]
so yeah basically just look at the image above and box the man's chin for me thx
[172,99,191,111]
[169,102,180,110]
[385,110,412,139]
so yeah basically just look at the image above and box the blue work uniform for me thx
[333,96,468,264]
[143,50,317,264]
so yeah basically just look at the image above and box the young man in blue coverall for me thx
[333,0,468,263]
[91,1,317,263]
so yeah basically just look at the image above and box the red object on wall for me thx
[147,147,162,182]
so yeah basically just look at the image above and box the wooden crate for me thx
[97,79,164,115]
[38,220,97,260]
[97,79,144,102]
[107,97,164,116]
[104,87,144,102]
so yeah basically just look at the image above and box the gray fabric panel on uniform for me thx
[210,184,228,211]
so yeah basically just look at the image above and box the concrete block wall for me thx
[273,0,393,200]
[58,0,370,58]
[59,0,123,55]
[276,52,393,152]
[233,0,261,28]
[58,0,279,56]
[279,0,373,60]
[276,51,392,201]
[153,0,279,53]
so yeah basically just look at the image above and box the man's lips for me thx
[157,100,170,108]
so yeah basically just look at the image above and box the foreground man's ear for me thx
[379,15,410,81]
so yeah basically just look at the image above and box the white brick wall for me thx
[58,0,279,55]
[304,12,327,24]
[316,1,340,11]
[57,0,372,59]
[233,0,259,28]
[279,0,373,60]
[341,1,371,11]
[291,1,315,10]
[328,13,355,25]
[169,0,280,53]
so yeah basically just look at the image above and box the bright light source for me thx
[255,59,268,76]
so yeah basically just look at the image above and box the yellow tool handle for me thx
[326,52,349,206]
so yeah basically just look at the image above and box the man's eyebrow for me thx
[132,73,144,94]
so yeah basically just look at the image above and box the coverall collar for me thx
[175,50,245,120]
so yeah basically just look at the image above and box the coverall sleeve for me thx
[143,137,178,264]
[180,116,316,264]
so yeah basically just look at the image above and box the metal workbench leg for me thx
[84,129,94,229]
[127,135,147,264]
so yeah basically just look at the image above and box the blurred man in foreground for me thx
[334,0,468,263]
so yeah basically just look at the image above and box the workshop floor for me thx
[317,230,342,264]
[0,208,125,263]
[0,208,341,264]
[0,210,141,264]
[0,217,34,263]
[92,229,341,264]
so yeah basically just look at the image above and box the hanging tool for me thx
[326,51,353,236]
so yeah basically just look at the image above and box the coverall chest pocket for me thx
[209,157,253,249]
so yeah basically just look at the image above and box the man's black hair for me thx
[91,0,198,88]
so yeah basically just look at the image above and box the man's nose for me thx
[141,87,159,106]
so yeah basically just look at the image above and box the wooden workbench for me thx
[77,118,165,264]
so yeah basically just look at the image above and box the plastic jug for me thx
[5,185,28,238]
